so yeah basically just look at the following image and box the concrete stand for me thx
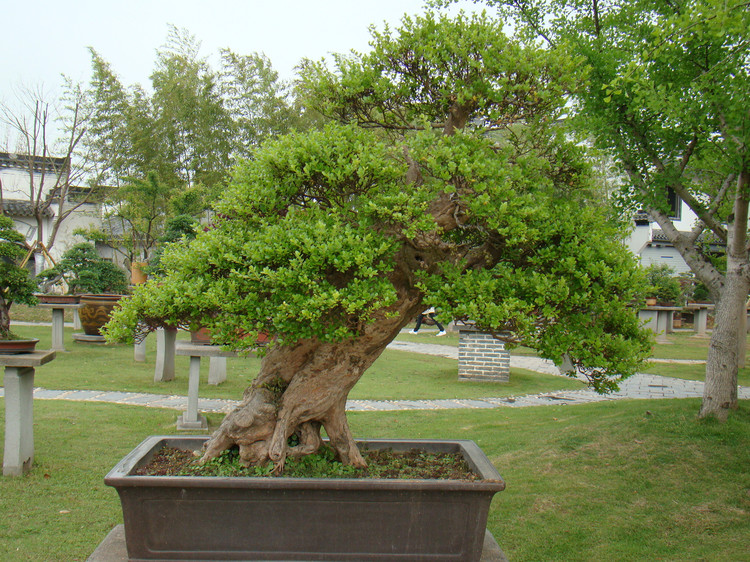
[133,336,147,362]
[175,343,237,430]
[72,333,106,344]
[2,350,56,476]
[37,303,80,351]
[153,328,176,382]
[87,525,508,561]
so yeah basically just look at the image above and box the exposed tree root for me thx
[200,294,423,472]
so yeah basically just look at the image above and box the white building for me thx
[0,152,102,273]
[624,192,724,276]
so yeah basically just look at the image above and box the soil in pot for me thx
[136,444,481,480]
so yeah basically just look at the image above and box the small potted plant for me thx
[0,216,39,352]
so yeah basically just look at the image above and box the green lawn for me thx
[0,399,747,561]
[3,309,749,560]
[399,325,750,386]
[6,324,584,401]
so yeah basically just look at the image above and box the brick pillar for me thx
[458,326,510,382]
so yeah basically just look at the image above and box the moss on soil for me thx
[137,444,480,480]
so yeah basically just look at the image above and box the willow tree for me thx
[105,12,650,471]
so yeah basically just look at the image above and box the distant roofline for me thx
[0,152,69,174]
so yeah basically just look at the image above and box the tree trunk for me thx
[0,294,11,338]
[700,173,749,420]
[701,288,743,420]
[200,292,423,471]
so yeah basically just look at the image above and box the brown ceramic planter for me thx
[0,338,39,354]
[190,327,211,345]
[105,436,505,561]
[192,328,272,346]
[131,262,148,285]
[77,294,124,336]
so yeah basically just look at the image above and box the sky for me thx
[1,0,485,98]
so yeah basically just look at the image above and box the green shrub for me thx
[0,216,38,338]
[644,264,683,305]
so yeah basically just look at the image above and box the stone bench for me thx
[638,305,683,343]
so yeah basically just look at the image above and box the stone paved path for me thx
[2,336,747,413]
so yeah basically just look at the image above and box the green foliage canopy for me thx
[0,216,37,338]
[106,11,651,392]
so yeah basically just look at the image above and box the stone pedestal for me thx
[153,328,177,382]
[37,303,80,351]
[174,343,237,430]
[458,325,510,382]
[1,350,56,476]
[72,333,106,344]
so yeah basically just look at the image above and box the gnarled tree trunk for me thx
[201,289,424,471]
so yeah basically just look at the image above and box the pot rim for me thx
[105,435,506,492]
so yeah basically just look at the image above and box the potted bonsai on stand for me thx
[101,12,652,561]
[40,243,129,339]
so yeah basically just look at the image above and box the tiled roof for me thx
[650,229,725,248]
[0,152,68,174]
[1,199,54,218]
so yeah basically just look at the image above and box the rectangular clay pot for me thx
[105,436,505,561]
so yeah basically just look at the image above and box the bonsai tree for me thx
[0,215,38,339]
[105,12,651,472]
[39,243,129,295]
[644,264,684,306]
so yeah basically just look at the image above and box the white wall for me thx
[639,245,693,274]
[0,166,59,200]
[626,200,701,275]
[2,162,104,270]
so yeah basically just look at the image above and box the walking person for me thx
[410,307,446,336]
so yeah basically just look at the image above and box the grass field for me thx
[0,399,747,561]
[3,307,749,560]
[4,324,584,401]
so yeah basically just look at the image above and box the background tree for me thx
[0,82,105,257]
[85,26,308,261]
[0,215,38,339]
[461,0,749,420]
[87,26,307,194]
[105,12,651,472]
[220,50,305,160]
